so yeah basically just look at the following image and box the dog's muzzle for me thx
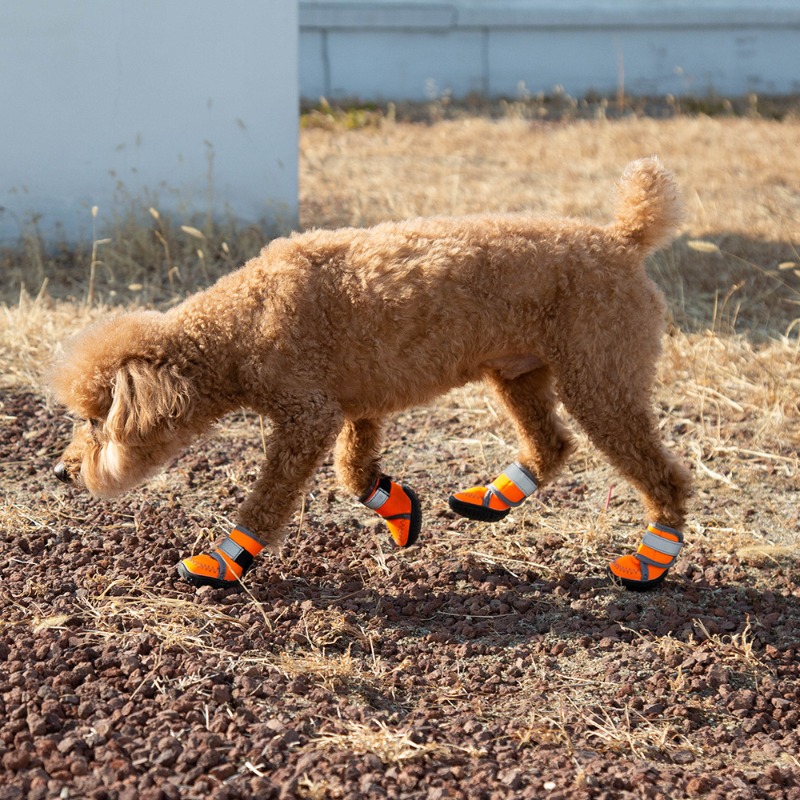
[54,462,71,484]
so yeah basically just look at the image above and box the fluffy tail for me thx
[612,157,682,255]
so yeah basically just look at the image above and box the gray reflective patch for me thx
[218,537,245,562]
[504,462,538,496]
[642,531,682,557]
[363,486,390,510]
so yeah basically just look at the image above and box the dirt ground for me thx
[1,110,799,799]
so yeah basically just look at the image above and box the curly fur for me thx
[50,157,690,553]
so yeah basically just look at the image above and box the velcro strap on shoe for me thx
[503,462,538,496]
[485,485,516,507]
[487,462,538,508]
[361,475,393,511]
[635,523,683,569]
[218,536,254,573]
[215,525,265,577]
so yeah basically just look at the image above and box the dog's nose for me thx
[54,462,71,484]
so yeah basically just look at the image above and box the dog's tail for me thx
[611,157,682,255]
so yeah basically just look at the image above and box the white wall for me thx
[300,0,800,102]
[0,1,298,245]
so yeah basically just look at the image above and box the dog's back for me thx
[281,156,679,305]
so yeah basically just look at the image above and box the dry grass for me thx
[312,719,447,764]
[77,579,246,653]
[585,705,701,761]
[298,115,800,235]
[301,115,800,339]
[0,288,109,391]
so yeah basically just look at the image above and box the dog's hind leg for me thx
[177,397,344,588]
[491,367,576,485]
[449,367,574,521]
[335,418,421,548]
[554,365,691,590]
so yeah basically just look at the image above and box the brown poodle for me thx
[49,158,691,592]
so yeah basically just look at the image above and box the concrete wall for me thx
[0,1,298,245]
[4,1,797,245]
[300,0,800,102]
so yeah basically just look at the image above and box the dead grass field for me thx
[1,112,800,799]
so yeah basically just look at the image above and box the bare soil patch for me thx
[1,113,799,799]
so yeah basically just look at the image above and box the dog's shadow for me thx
[238,527,800,668]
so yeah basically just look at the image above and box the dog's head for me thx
[49,312,196,498]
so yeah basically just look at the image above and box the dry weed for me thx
[586,705,701,761]
[312,718,445,764]
[0,289,105,390]
[1,501,47,535]
[737,544,799,565]
[30,614,72,633]
[298,606,367,649]
[78,579,245,653]
[513,703,575,751]
[693,617,770,677]
[243,649,363,690]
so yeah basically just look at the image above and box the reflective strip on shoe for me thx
[177,525,265,588]
[608,523,684,591]
[361,475,421,547]
[498,462,538,498]
[449,462,537,522]
[362,482,391,511]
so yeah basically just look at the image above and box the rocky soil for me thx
[1,385,799,800]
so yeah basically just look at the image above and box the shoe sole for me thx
[448,495,510,523]
[176,561,243,590]
[606,566,668,592]
[400,485,422,547]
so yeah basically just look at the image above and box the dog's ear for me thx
[48,310,166,421]
[106,361,193,443]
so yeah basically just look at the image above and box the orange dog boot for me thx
[177,525,265,589]
[361,475,421,547]
[449,462,538,522]
[607,522,684,591]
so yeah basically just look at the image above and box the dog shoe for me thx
[449,462,538,522]
[361,475,421,547]
[607,522,684,591]
[177,525,265,589]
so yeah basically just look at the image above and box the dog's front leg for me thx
[239,399,344,547]
[177,396,343,589]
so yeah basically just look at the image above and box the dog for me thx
[49,157,691,591]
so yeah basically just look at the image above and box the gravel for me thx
[2,388,799,799]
